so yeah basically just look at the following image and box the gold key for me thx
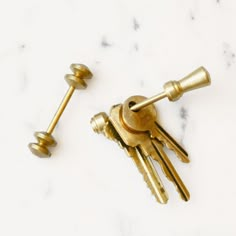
[122,96,190,201]
[91,111,169,203]
[92,99,188,203]
[91,66,211,203]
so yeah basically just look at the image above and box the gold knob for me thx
[130,67,211,111]
[163,67,211,101]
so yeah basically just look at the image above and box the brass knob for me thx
[163,67,211,101]
[131,66,211,111]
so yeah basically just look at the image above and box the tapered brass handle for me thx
[164,67,211,101]
[131,67,211,111]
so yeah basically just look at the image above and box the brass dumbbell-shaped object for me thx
[28,64,93,157]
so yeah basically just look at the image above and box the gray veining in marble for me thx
[0,0,236,235]
[101,37,112,48]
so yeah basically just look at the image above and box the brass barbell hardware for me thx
[130,67,211,111]
[28,64,93,157]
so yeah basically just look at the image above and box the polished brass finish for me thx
[91,98,189,203]
[29,64,93,157]
[91,111,168,204]
[131,67,211,111]
[91,67,211,204]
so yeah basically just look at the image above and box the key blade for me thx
[153,122,190,163]
[151,139,190,202]
[132,146,168,204]
[101,119,169,204]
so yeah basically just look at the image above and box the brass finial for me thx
[131,67,211,111]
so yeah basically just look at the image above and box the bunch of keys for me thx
[91,67,211,204]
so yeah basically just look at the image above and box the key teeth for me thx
[104,123,130,152]
[132,147,169,204]
[160,138,190,163]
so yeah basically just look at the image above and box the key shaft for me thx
[151,139,190,201]
[152,122,189,163]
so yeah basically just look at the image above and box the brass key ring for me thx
[91,66,211,203]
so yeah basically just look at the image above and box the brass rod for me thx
[130,91,166,111]
[46,86,75,134]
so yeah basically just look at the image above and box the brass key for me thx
[121,96,190,201]
[91,111,168,203]
[91,66,211,204]
[91,100,187,203]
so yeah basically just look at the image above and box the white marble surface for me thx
[0,0,236,235]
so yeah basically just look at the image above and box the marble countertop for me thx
[0,0,236,235]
